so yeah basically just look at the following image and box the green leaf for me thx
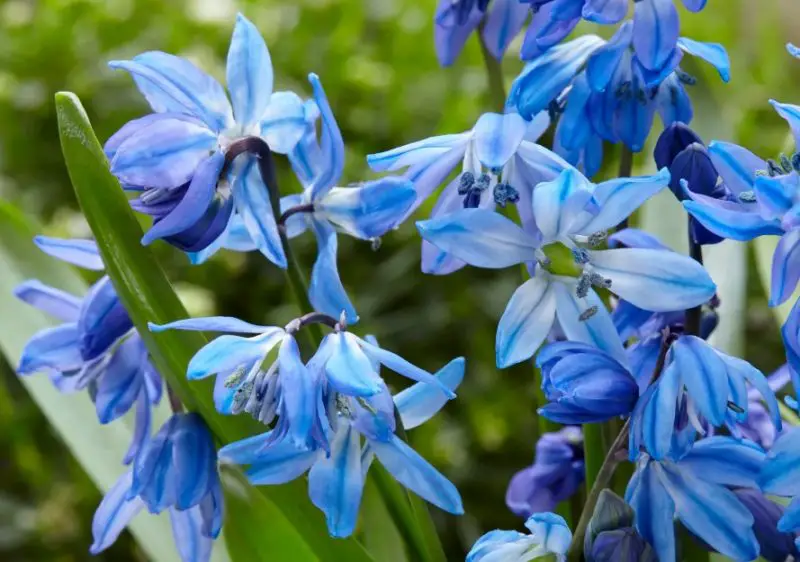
[55,91,376,562]
[0,201,229,562]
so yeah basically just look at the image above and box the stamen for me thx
[475,173,491,191]
[781,153,794,174]
[572,248,591,265]
[576,274,591,299]
[675,69,697,86]
[792,152,800,172]
[767,159,784,177]
[458,172,475,195]
[493,183,520,208]
[738,191,756,203]
[587,231,607,247]
[370,237,382,251]
[224,365,248,388]
[579,306,598,322]
[727,401,745,414]
[589,272,612,289]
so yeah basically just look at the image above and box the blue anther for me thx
[458,172,475,195]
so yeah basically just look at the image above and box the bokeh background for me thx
[0,0,799,560]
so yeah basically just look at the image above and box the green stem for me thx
[477,21,506,111]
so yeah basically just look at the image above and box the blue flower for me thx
[107,14,307,256]
[506,427,584,518]
[735,365,792,449]
[626,437,763,562]
[15,236,160,464]
[90,413,223,562]
[733,488,800,562]
[416,166,716,368]
[629,335,781,460]
[584,490,656,562]
[218,355,465,537]
[759,428,800,555]
[190,74,415,323]
[434,0,529,66]
[466,512,572,562]
[537,342,639,423]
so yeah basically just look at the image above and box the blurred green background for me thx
[0,0,799,560]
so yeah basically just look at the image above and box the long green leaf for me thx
[55,91,375,562]
[0,201,231,562]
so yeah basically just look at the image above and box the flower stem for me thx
[685,222,704,337]
[477,21,506,111]
[615,146,635,230]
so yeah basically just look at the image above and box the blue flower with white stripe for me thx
[107,13,307,258]
[416,166,716,368]
[218,351,465,537]
[15,236,160,464]
[466,512,572,562]
[90,413,223,562]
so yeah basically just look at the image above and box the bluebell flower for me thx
[368,110,564,274]
[150,314,457,452]
[629,335,781,460]
[90,413,223,562]
[627,437,764,561]
[15,236,160,464]
[536,342,639,423]
[584,490,656,562]
[759,429,800,556]
[733,488,800,562]
[434,0,530,66]
[506,427,584,517]
[734,365,791,449]
[107,14,307,257]
[218,355,465,537]
[190,74,415,323]
[466,512,572,562]
[416,166,716,368]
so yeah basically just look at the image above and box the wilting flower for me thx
[368,111,561,273]
[417,166,716,368]
[627,437,763,562]
[90,413,223,562]
[537,342,639,423]
[107,14,307,255]
[506,427,584,517]
[733,488,800,562]
[16,236,160,463]
[466,512,572,562]
[629,335,781,460]
[219,355,465,537]
[191,74,415,322]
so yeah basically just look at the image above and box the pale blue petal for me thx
[149,316,273,334]
[417,209,539,269]
[324,332,383,397]
[394,358,465,430]
[90,470,144,554]
[371,434,463,514]
[226,13,274,126]
[232,156,287,268]
[708,141,765,196]
[770,230,800,306]
[421,177,470,275]
[402,144,474,220]
[683,195,783,241]
[589,248,716,311]
[719,353,782,431]
[754,174,794,221]
[279,194,309,239]
[259,91,306,154]
[472,112,528,170]
[18,323,82,375]
[496,276,557,368]
[481,0,529,59]
[577,168,671,234]
[169,506,213,562]
[524,512,572,556]
[123,389,152,465]
[308,220,358,323]
[278,336,316,449]
[308,73,345,201]
[678,437,765,488]
[672,336,729,425]
[641,360,683,460]
[532,168,593,241]
[186,330,285,379]
[33,236,104,270]
[524,111,551,142]
[677,38,730,82]
[308,423,364,538]
[625,461,676,562]
[246,448,318,485]
[366,134,470,173]
[14,280,81,322]
[771,99,800,146]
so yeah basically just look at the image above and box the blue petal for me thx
[308,220,358,323]
[466,529,531,562]
[276,336,317,450]
[682,0,708,11]
[771,99,800,145]
[95,337,145,424]
[123,389,152,465]
[149,316,272,334]
[770,230,800,306]
[402,144,474,219]
[168,506,213,562]
[586,21,633,91]
[421,177,472,276]
[417,209,539,269]
[186,329,285,379]
[678,437,765,488]
[708,141,765,197]
[589,248,716,311]
[626,461,676,562]
[14,280,81,322]
[90,470,143,554]
[583,0,628,24]
[632,0,679,72]
[308,422,364,538]
[658,461,759,561]
[677,38,731,82]
[371,434,463,514]
[33,236,104,271]
[472,112,528,170]
[760,429,800,496]
[394,358,465,430]
[683,195,783,241]
[532,167,593,241]
[279,194,309,240]
[324,332,383,397]
[636,359,683,460]
[78,276,133,360]
[655,75,693,126]
[172,414,216,510]
[754,174,794,221]
[434,0,483,67]
[226,13,274,126]
[556,74,593,152]
[577,168,671,234]
[366,133,470,173]
[232,156,287,268]
[317,177,416,240]
[357,337,456,399]
[496,275,557,368]
[672,336,729,425]
[219,432,318,483]
[109,53,232,131]
[308,74,345,201]
[524,512,572,556]
[110,114,217,189]
[720,353,782,432]
[18,323,82,375]
[259,91,306,154]
[481,0,530,59]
